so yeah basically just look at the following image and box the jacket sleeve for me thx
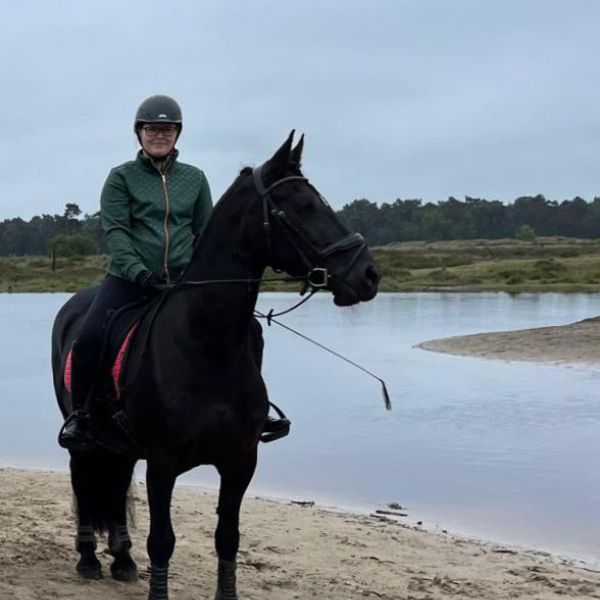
[100,169,148,282]
[192,172,213,237]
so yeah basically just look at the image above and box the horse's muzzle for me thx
[332,260,380,306]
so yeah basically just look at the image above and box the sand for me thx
[418,316,600,366]
[0,468,599,600]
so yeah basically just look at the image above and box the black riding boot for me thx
[58,356,96,452]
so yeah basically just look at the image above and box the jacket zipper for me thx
[160,173,171,282]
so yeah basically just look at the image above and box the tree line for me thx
[2,195,600,256]
[0,204,106,257]
[337,195,600,245]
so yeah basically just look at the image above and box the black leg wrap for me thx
[76,525,96,551]
[215,559,238,600]
[109,524,132,554]
[149,565,169,600]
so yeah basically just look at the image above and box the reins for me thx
[175,272,322,320]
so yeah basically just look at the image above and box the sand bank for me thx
[418,317,600,365]
[0,468,599,599]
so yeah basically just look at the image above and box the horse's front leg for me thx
[214,453,257,600]
[146,455,178,600]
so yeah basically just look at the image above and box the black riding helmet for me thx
[134,95,183,142]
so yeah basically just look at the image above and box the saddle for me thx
[64,299,155,401]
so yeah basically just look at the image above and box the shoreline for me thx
[0,463,600,573]
[1,467,599,600]
[418,316,600,366]
[8,463,597,568]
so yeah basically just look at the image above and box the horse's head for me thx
[255,132,380,306]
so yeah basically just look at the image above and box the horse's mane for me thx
[187,167,252,262]
[189,161,304,264]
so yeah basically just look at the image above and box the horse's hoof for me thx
[76,559,103,580]
[111,561,138,582]
[215,591,238,600]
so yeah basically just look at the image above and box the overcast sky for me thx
[1,0,599,219]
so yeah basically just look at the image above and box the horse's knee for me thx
[147,530,175,567]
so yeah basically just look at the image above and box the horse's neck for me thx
[172,195,265,340]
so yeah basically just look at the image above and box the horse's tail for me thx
[71,449,136,533]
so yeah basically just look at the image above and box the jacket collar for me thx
[137,148,178,174]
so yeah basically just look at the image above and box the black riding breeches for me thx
[74,275,147,366]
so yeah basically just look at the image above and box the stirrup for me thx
[260,402,291,444]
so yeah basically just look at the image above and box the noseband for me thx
[252,165,366,289]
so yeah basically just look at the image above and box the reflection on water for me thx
[1,292,599,561]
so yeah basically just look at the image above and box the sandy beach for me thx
[418,316,600,366]
[1,468,599,600]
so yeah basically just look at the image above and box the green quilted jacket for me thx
[101,150,212,282]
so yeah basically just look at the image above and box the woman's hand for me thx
[136,270,167,291]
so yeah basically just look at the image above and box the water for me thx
[1,292,599,563]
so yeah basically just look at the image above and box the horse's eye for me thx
[296,198,316,214]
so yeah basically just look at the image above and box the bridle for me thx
[253,164,367,290]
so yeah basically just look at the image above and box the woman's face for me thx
[139,124,179,158]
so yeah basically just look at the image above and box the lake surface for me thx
[1,292,599,563]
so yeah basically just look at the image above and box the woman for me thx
[59,95,288,451]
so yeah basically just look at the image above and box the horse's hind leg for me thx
[214,453,258,600]
[106,455,138,582]
[70,450,138,582]
[70,452,103,579]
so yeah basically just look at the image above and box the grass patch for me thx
[4,236,600,293]
[372,237,600,292]
[0,255,106,293]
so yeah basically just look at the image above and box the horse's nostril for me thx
[365,264,380,285]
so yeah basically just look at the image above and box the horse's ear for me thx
[264,130,295,181]
[289,133,304,168]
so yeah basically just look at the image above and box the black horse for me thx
[51,132,380,600]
